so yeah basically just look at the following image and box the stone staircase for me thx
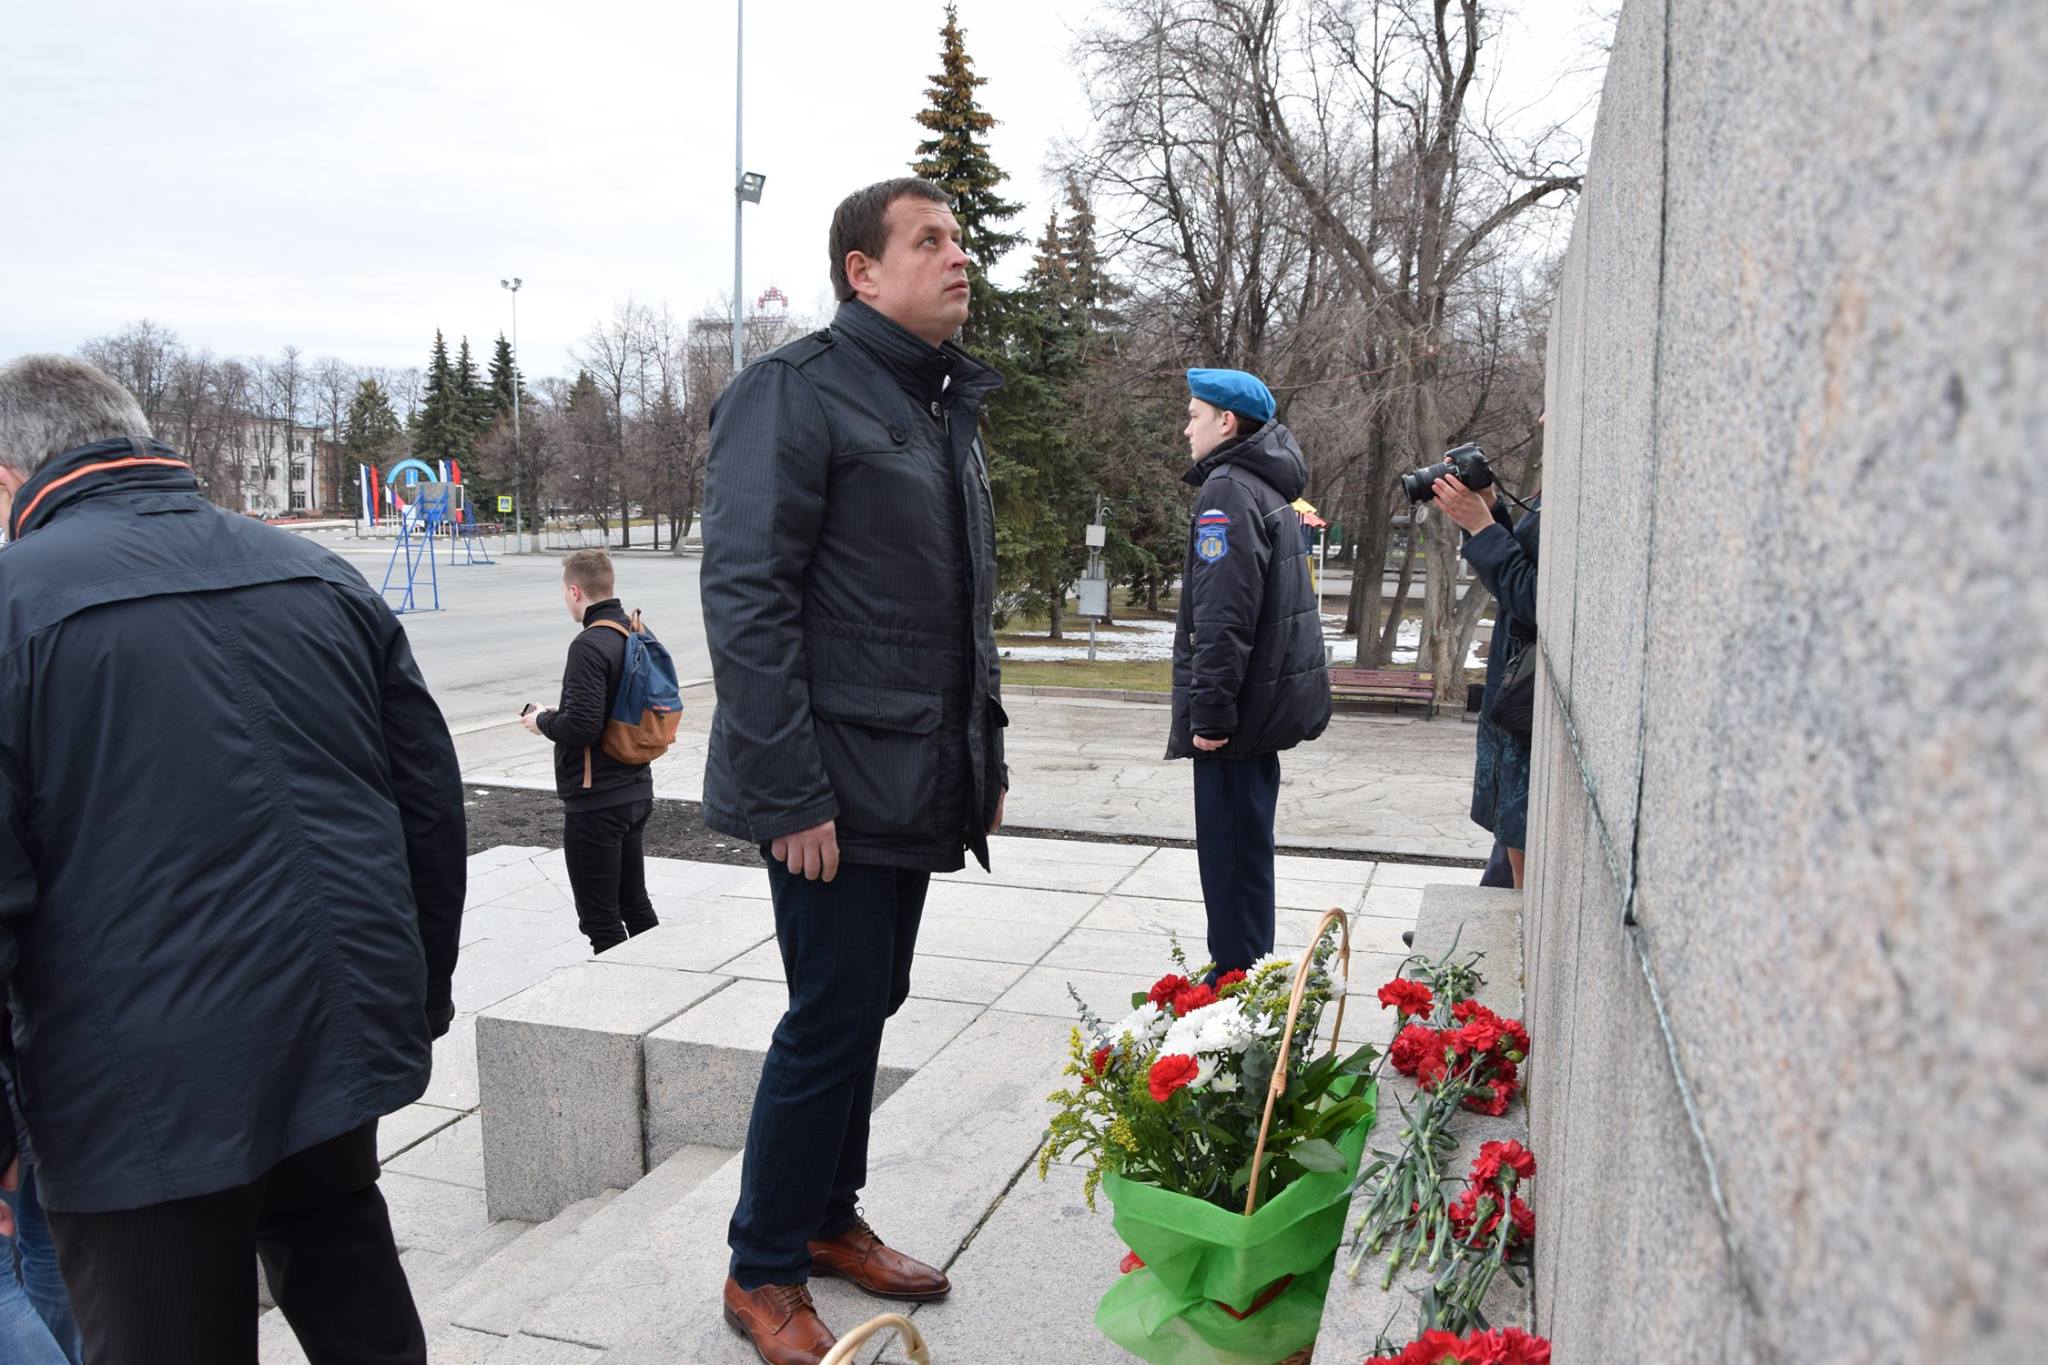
[253,840,1482,1363]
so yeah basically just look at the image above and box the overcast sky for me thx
[0,0,1612,378]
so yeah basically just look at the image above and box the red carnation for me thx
[1511,1196,1536,1242]
[1214,969,1247,991]
[1376,978,1434,1018]
[1499,1017,1531,1061]
[1463,1077,1517,1116]
[1472,1140,1536,1184]
[1147,973,1190,1007]
[1171,982,1220,1017]
[1091,1045,1114,1075]
[1456,1014,1504,1055]
[1147,1053,1200,1102]
[1451,998,1489,1025]
[1389,1023,1438,1077]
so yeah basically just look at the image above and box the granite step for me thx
[254,1212,531,1364]
[493,1006,1072,1363]
[451,1143,733,1339]
[428,1187,620,1333]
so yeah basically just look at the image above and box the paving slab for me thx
[477,963,728,1220]
[380,1171,493,1256]
[711,940,1029,1007]
[643,979,981,1154]
[378,1102,466,1161]
[873,1162,1129,1365]
[585,902,778,973]
[423,1014,482,1111]
[385,1112,486,1190]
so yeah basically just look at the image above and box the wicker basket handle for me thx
[1242,907,1353,1216]
[820,1311,931,1365]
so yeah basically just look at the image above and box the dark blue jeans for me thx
[2,1160,83,1365]
[727,858,928,1289]
[1194,752,1282,973]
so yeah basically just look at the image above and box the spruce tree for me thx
[487,333,522,418]
[411,330,455,461]
[912,2,1023,354]
[453,336,494,457]
[343,378,404,515]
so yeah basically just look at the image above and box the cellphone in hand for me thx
[521,703,537,716]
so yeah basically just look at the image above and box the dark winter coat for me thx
[699,300,1007,874]
[0,439,466,1212]
[1463,497,1541,844]
[1166,422,1333,760]
[537,598,657,813]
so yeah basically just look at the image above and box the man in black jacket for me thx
[1168,369,1332,975]
[701,177,1006,1365]
[520,548,659,952]
[0,355,465,1364]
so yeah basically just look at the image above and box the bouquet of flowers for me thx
[1040,913,1378,1364]
[1365,1326,1551,1365]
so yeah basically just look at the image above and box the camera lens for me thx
[1401,459,1453,503]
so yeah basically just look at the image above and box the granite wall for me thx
[1526,2,2047,1360]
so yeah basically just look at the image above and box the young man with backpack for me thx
[520,549,682,952]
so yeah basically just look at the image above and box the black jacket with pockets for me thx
[699,300,1006,874]
[0,439,465,1212]
[1166,421,1333,760]
[538,598,657,813]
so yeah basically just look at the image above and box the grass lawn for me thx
[999,659,1173,692]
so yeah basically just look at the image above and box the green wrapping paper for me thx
[1096,1077,1377,1363]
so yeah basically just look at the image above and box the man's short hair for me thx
[829,177,952,303]
[562,549,615,600]
[0,355,153,477]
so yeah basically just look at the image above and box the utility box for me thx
[1085,523,1107,549]
[1077,577,1110,618]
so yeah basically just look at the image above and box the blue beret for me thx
[1186,368,1275,424]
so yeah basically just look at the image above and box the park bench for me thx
[1328,666,1437,719]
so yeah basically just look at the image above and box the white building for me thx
[213,417,334,516]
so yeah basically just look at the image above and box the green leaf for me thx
[1337,1043,1379,1075]
[1291,1138,1347,1172]
[1129,991,1149,1010]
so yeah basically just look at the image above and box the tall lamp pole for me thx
[499,276,523,552]
[733,0,765,374]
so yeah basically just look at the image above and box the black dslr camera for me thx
[1400,443,1493,504]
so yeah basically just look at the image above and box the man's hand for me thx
[0,1159,17,1238]
[1192,734,1229,752]
[990,788,1007,835]
[772,819,840,882]
[519,706,545,737]
[1432,475,1497,536]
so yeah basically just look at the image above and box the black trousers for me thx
[1194,752,1282,973]
[563,797,660,951]
[44,1123,424,1365]
[727,858,928,1289]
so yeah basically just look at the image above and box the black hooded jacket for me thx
[1166,422,1333,760]
[0,439,464,1211]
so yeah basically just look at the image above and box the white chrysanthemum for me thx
[1160,999,1278,1059]
[1192,1055,1222,1089]
[1097,1001,1167,1052]
[1249,952,1295,978]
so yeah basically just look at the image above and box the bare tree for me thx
[573,302,651,548]
[312,357,357,514]
[79,320,182,431]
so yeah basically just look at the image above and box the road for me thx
[314,537,711,734]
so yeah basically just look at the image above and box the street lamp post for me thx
[733,0,765,374]
[500,276,523,552]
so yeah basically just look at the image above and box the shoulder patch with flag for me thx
[1194,508,1231,564]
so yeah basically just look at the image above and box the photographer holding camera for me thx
[1423,454,1540,889]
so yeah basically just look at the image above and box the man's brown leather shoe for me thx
[722,1276,837,1365]
[807,1216,951,1301]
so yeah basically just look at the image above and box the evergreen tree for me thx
[410,330,456,461]
[912,2,1024,354]
[487,333,523,419]
[453,336,494,456]
[342,377,404,515]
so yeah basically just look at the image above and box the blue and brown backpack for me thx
[581,611,683,786]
